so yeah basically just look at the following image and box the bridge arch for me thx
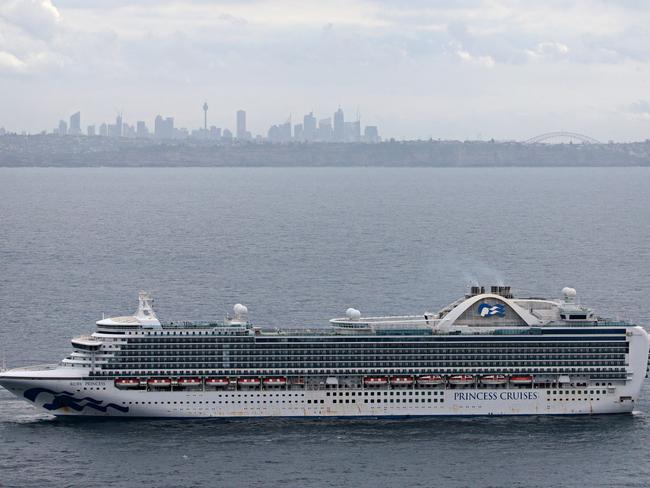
[524,132,602,144]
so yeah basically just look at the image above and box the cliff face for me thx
[1,135,649,167]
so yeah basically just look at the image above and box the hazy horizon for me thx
[2,0,650,141]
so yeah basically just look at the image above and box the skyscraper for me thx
[58,120,67,136]
[87,125,95,137]
[69,112,81,135]
[303,112,316,141]
[294,123,303,141]
[154,115,174,139]
[136,121,149,138]
[344,121,361,142]
[333,107,345,142]
[318,118,333,142]
[108,114,123,138]
[154,115,163,138]
[236,110,248,140]
[364,126,379,143]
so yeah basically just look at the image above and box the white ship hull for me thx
[0,375,639,418]
[2,288,648,419]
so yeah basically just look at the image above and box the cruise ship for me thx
[0,286,648,418]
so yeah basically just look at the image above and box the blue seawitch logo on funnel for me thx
[478,303,506,317]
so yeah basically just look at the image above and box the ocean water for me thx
[1,167,650,488]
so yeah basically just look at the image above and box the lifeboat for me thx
[364,377,388,386]
[238,378,261,387]
[416,375,444,386]
[147,378,172,387]
[510,375,534,385]
[291,377,305,385]
[115,378,140,388]
[263,377,287,387]
[205,377,229,387]
[480,374,507,385]
[390,376,414,386]
[448,374,474,385]
[177,377,202,387]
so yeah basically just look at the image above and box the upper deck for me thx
[92,287,635,338]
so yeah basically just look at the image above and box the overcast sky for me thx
[1,0,650,141]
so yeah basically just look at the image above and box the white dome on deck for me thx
[562,287,577,300]
[346,308,361,320]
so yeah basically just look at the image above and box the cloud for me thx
[626,100,650,115]
[0,0,61,40]
[530,41,569,60]
[453,44,495,68]
[0,50,25,72]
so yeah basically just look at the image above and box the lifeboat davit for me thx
[238,378,261,387]
[480,374,507,385]
[178,377,202,387]
[510,375,534,385]
[390,376,414,386]
[448,374,474,385]
[263,377,287,387]
[115,378,140,388]
[147,378,172,387]
[205,377,229,387]
[416,375,444,386]
[364,377,388,386]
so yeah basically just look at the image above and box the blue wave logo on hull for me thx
[478,303,506,317]
[24,388,129,413]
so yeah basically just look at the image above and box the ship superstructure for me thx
[1,286,647,417]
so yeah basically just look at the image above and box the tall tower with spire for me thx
[202,102,208,131]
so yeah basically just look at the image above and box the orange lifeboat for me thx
[510,375,534,385]
[238,378,261,387]
[263,377,287,387]
[480,374,507,385]
[364,377,388,386]
[416,375,444,386]
[115,378,140,388]
[178,377,202,387]
[390,376,414,386]
[205,377,229,387]
[448,374,474,385]
[147,378,172,387]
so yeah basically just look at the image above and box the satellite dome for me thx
[346,308,361,320]
[233,303,248,316]
[562,287,577,298]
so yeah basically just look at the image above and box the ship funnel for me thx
[134,291,161,327]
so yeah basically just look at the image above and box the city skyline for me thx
[25,105,382,143]
[2,1,650,141]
